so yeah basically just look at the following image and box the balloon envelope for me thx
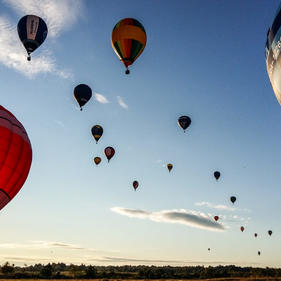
[17,15,48,61]
[214,171,220,180]
[74,84,92,110]
[0,106,32,210]
[177,116,191,132]
[254,233,258,238]
[214,216,219,221]
[167,163,173,172]
[266,4,281,104]
[94,157,101,166]
[133,181,139,190]
[104,147,115,162]
[91,125,103,143]
[268,230,273,236]
[111,18,146,74]
[240,226,245,232]
[230,196,236,204]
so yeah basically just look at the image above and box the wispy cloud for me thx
[111,207,225,232]
[117,96,128,109]
[89,256,261,267]
[4,0,83,37]
[195,201,236,211]
[94,93,109,104]
[0,241,84,250]
[0,0,81,77]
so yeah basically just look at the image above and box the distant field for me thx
[3,278,281,281]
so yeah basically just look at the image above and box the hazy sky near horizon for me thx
[0,0,281,268]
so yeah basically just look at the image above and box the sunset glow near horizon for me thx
[0,0,281,268]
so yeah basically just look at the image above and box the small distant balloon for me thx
[177,116,191,132]
[254,233,258,238]
[214,171,220,181]
[268,230,273,236]
[133,181,139,191]
[104,146,115,162]
[214,216,219,221]
[91,125,103,143]
[74,84,92,111]
[230,196,236,204]
[94,157,101,166]
[258,251,261,256]
[208,248,210,251]
[167,163,173,172]
[240,226,244,232]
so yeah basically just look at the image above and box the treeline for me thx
[0,262,281,279]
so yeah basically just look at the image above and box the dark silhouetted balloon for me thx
[266,5,281,105]
[214,171,220,181]
[177,116,191,132]
[17,15,48,61]
[94,157,101,166]
[230,196,236,204]
[240,226,245,232]
[254,233,258,238]
[111,18,146,74]
[268,230,273,236]
[258,251,261,256]
[74,84,92,111]
[0,106,32,211]
[133,181,139,190]
[91,125,103,143]
[104,147,115,162]
[167,163,173,172]
[208,248,210,251]
[214,216,219,221]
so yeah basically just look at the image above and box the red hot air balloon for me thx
[240,226,245,232]
[214,216,219,221]
[0,106,32,210]
[104,146,115,162]
[133,181,139,191]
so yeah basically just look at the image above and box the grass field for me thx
[1,277,281,281]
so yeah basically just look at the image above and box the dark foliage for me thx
[0,262,281,279]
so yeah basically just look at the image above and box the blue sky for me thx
[0,0,281,267]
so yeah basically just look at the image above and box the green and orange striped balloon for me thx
[111,18,146,74]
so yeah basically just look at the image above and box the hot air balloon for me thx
[230,196,236,204]
[177,116,191,132]
[94,157,101,166]
[240,226,245,232]
[258,251,261,256]
[91,125,103,143]
[214,216,219,221]
[133,180,139,191]
[167,163,173,172]
[265,4,281,105]
[208,248,210,251]
[0,106,32,210]
[268,230,273,236]
[104,146,115,162]
[74,84,92,111]
[111,18,147,74]
[17,15,48,61]
[214,171,220,181]
[254,233,258,238]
